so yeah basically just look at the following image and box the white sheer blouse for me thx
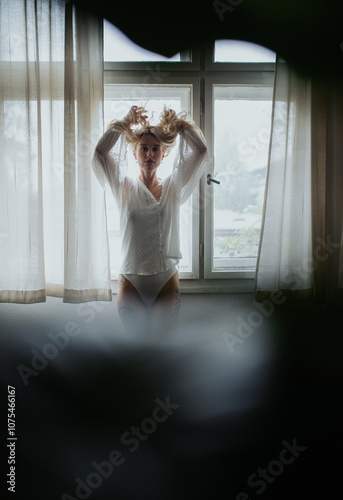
[92,122,209,275]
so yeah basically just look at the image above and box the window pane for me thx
[104,85,193,278]
[104,20,181,62]
[215,40,276,63]
[213,86,273,271]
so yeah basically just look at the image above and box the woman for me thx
[92,105,209,335]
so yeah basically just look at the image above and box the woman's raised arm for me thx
[92,106,146,193]
[173,124,210,205]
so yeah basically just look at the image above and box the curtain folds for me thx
[256,58,343,305]
[311,77,343,304]
[255,58,313,302]
[0,0,112,304]
[63,2,111,303]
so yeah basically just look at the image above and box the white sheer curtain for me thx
[256,57,343,304]
[0,0,111,304]
[255,58,313,301]
[63,1,111,302]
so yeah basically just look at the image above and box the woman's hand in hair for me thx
[127,105,149,126]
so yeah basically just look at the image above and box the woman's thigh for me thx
[150,272,181,332]
[117,275,149,333]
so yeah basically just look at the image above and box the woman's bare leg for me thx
[117,275,150,335]
[149,272,180,335]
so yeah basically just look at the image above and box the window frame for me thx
[104,42,201,71]
[203,75,275,280]
[104,48,198,71]
[103,36,276,291]
[205,41,276,71]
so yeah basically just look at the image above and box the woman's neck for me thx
[139,170,161,187]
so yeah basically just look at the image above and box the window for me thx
[214,40,276,63]
[104,20,192,66]
[104,21,182,62]
[205,85,273,278]
[103,22,275,288]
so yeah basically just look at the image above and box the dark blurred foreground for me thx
[1,296,342,500]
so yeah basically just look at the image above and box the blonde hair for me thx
[108,106,202,156]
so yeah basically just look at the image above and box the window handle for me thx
[207,174,220,185]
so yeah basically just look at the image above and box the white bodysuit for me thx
[92,121,209,305]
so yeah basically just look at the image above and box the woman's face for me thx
[133,134,164,171]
